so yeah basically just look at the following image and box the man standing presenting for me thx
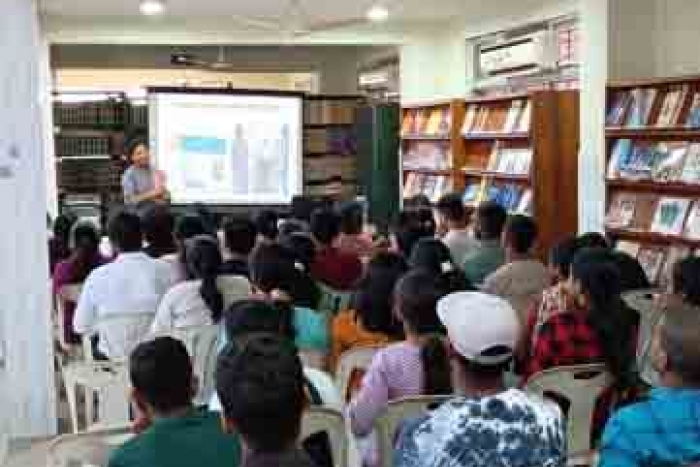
[122,138,169,214]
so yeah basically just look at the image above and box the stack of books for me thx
[403,174,452,202]
[401,107,452,137]
[482,143,533,175]
[461,99,532,135]
[607,140,700,183]
[607,85,700,128]
[402,143,451,170]
[606,193,700,241]
[462,180,533,215]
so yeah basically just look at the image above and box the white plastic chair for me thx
[46,425,132,467]
[81,312,156,362]
[162,324,220,406]
[525,363,613,456]
[301,407,348,467]
[317,283,353,316]
[299,350,326,370]
[61,361,131,433]
[335,345,384,400]
[623,289,662,386]
[374,395,452,467]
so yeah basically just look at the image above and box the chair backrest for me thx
[46,425,132,467]
[300,407,348,467]
[335,345,384,399]
[374,395,452,467]
[317,283,353,316]
[524,363,613,455]
[82,312,155,362]
[622,289,662,386]
[165,324,221,406]
[55,284,84,351]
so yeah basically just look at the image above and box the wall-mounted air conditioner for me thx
[478,30,556,77]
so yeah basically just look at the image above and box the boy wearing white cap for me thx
[394,292,566,467]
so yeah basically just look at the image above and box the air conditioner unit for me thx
[479,30,556,76]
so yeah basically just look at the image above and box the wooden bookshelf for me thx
[302,95,364,198]
[604,75,700,284]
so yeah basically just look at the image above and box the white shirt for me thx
[74,252,176,358]
[442,228,477,266]
[151,276,252,334]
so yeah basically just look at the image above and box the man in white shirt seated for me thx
[74,211,175,359]
[436,193,476,266]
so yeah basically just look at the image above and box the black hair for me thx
[409,238,474,293]
[142,205,176,258]
[108,211,143,252]
[278,233,316,273]
[351,252,408,339]
[311,208,341,246]
[249,243,320,309]
[391,210,434,258]
[505,214,538,254]
[130,337,193,413]
[291,195,317,223]
[192,203,217,235]
[223,216,257,256]
[185,235,224,322]
[549,236,579,280]
[476,201,507,240]
[278,219,307,238]
[215,334,305,453]
[125,137,148,162]
[610,251,651,292]
[415,208,437,237]
[174,215,207,242]
[577,232,610,250]
[660,302,700,385]
[404,194,432,209]
[223,300,295,345]
[394,270,451,395]
[53,212,78,243]
[339,202,364,236]
[67,222,102,283]
[571,248,638,390]
[436,193,466,223]
[255,210,279,241]
[673,256,700,306]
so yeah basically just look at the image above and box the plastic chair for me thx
[317,283,353,317]
[623,288,663,386]
[301,407,348,467]
[81,312,156,362]
[335,345,384,399]
[525,363,613,456]
[46,425,132,467]
[162,324,220,406]
[299,349,326,370]
[61,361,131,433]
[374,395,452,467]
[55,284,83,355]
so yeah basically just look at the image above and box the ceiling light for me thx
[367,4,389,23]
[140,0,165,16]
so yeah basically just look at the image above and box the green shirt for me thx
[461,239,506,286]
[108,408,240,467]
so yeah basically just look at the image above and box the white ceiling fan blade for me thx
[229,15,282,32]
[297,18,367,35]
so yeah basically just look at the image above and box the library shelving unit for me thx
[400,91,579,259]
[303,95,364,198]
[604,75,700,285]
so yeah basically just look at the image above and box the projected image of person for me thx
[250,129,286,196]
[230,124,249,195]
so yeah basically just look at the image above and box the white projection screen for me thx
[148,88,303,205]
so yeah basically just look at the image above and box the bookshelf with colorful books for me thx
[401,99,465,203]
[604,75,700,284]
[459,90,580,258]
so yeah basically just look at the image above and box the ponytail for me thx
[186,235,225,322]
[200,273,224,322]
[421,334,452,395]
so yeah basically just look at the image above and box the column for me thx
[0,0,57,437]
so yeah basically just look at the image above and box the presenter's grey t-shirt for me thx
[122,166,155,210]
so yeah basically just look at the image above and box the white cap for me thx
[437,292,519,365]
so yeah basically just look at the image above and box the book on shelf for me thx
[606,91,631,127]
[424,108,446,135]
[607,139,633,178]
[403,173,423,198]
[482,182,525,212]
[516,188,534,216]
[402,142,451,170]
[413,109,428,135]
[660,245,692,288]
[462,104,478,135]
[516,100,532,133]
[630,195,659,231]
[655,85,689,127]
[482,143,533,175]
[503,100,525,133]
[462,181,482,205]
[430,176,452,203]
[637,246,667,283]
[403,173,451,201]
[686,92,700,128]
[438,108,452,135]
[684,201,700,241]
[615,240,641,258]
[650,197,691,235]
[485,142,502,171]
[625,88,657,128]
[652,142,688,182]
[401,112,414,137]
[608,140,667,181]
[680,143,700,184]
[606,192,638,228]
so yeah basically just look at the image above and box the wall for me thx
[652,0,700,77]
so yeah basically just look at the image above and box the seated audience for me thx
[483,214,549,324]
[599,302,700,467]
[435,193,476,265]
[461,202,507,285]
[330,252,408,374]
[220,216,257,278]
[290,195,316,228]
[254,209,279,244]
[49,212,77,273]
[415,207,437,237]
[395,292,565,467]
[409,238,474,292]
[53,221,107,344]
[216,334,316,467]
[141,205,176,259]
[336,201,375,259]
[611,250,651,292]
[278,218,308,238]
[310,208,363,290]
[390,210,433,258]
[577,231,610,249]
[161,214,208,282]
[250,243,328,354]
[349,270,450,438]
[109,337,240,467]
[279,232,317,273]
[74,211,175,359]
[151,235,251,333]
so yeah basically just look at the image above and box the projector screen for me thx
[148,89,303,205]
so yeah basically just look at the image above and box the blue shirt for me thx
[293,306,329,351]
[599,387,700,467]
